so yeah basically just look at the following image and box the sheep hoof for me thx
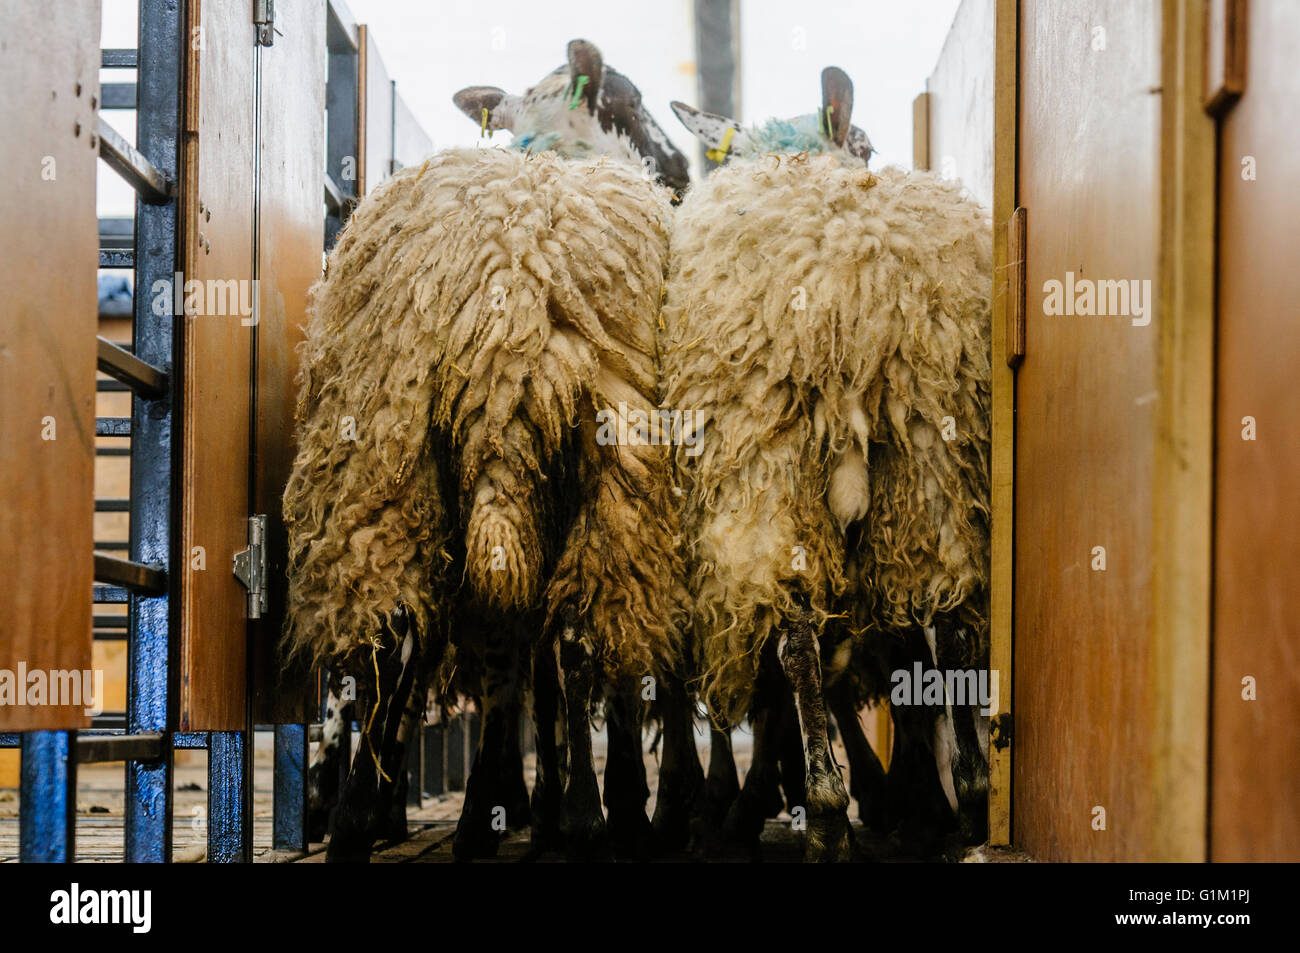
[562,814,610,863]
[803,809,855,863]
[607,808,654,861]
[723,776,782,846]
[451,818,501,862]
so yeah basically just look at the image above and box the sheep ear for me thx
[821,66,854,147]
[453,85,513,131]
[846,125,874,164]
[671,100,741,151]
[567,38,603,112]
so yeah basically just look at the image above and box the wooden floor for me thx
[1,727,1026,863]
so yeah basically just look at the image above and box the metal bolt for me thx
[73,121,81,137]
[75,82,82,97]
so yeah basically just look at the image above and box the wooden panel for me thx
[179,0,255,730]
[1211,0,1300,861]
[0,0,99,729]
[1013,0,1162,860]
[925,0,995,207]
[250,0,326,724]
[986,0,1017,845]
[392,90,432,170]
[358,25,393,194]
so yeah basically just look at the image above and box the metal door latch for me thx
[254,0,277,47]
[233,514,268,619]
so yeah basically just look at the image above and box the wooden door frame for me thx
[994,0,1217,859]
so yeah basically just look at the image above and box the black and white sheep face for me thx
[670,65,875,165]
[452,38,690,195]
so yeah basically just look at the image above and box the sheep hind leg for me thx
[778,610,853,863]
[556,610,610,862]
[649,670,704,852]
[453,616,527,861]
[525,640,564,858]
[826,682,887,834]
[326,612,421,862]
[306,673,350,842]
[689,726,739,860]
[602,679,653,860]
[724,644,789,852]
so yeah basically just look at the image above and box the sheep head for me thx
[453,38,690,197]
[670,66,874,166]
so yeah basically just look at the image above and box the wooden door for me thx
[0,0,100,730]
[179,0,257,730]
[1210,0,1300,861]
[1013,0,1163,860]
[250,0,326,723]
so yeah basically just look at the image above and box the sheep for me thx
[282,39,695,861]
[664,67,992,860]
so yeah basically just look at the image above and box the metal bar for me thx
[97,445,131,456]
[76,733,164,763]
[95,498,130,512]
[124,0,182,864]
[93,585,130,604]
[20,733,77,862]
[101,48,138,68]
[99,216,134,248]
[98,335,168,398]
[90,714,128,730]
[323,172,342,211]
[98,379,130,393]
[423,724,444,797]
[174,732,210,749]
[97,416,131,437]
[0,733,19,747]
[95,540,130,551]
[273,725,309,851]
[94,615,129,628]
[208,732,251,862]
[445,715,465,791]
[325,13,360,249]
[100,248,135,268]
[98,117,172,204]
[94,553,166,595]
[102,82,137,109]
[406,724,423,807]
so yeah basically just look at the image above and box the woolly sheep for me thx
[282,40,692,861]
[665,67,992,859]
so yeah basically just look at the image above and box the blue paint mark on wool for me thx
[746,115,828,155]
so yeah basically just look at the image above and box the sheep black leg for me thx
[725,645,788,851]
[527,640,564,857]
[454,616,526,861]
[778,609,852,862]
[602,679,653,859]
[307,673,350,842]
[827,682,887,833]
[690,725,739,859]
[776,687,807,814]
[932,618,990,847]
[556,611,610,861]
[503,704,531,830]
[883,628,957,856]
[326,614,420,862]
[649,670,703,852]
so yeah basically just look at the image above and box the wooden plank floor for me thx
[1,728,1026,862]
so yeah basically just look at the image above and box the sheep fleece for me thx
[283,147,686,681]
[664,157,991,722]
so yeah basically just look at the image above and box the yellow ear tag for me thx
[481,106,490,137]
[706,126,736,163]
